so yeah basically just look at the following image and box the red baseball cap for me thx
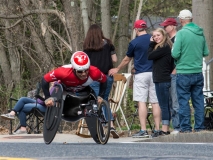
[160,18,177,27]
[133,20,147,29]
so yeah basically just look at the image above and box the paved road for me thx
[0,142,213,160]
[0,134,213,160]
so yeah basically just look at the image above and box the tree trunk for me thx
[101,0,111,39]
[117,0,130,73]
[87,0,97,24]
[80,0,90,37]
[192,0,213,89]
[31,0,54,56]
[0,38,12,87]
[128,0,144,73]
[131,0,143,40]
[5,20,21,84]
[62,0,82,52]
[112,0,123,44]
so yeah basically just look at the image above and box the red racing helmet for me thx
[70,51,90,71]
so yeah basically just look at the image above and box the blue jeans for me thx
[13,97,46,127]
[169,74,180,131]
[90,75,114,121]
[155,82,171,125]
[176,73,205,132]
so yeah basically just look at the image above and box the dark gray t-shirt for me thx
[84,40,115,74]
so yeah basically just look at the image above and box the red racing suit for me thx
[42,64,107,99]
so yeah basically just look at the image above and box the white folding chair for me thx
[108,73,131,133]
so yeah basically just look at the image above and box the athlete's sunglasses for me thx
[75,69,89,74]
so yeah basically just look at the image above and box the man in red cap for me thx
[160,18,180,135]
[160,18,177,42]
[133,19,147,28]
[109,20,161,138]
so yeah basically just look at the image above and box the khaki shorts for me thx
[133,72,158,103]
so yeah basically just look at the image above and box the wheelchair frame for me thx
[43,83,111,145]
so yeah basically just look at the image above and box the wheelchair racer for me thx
[42,51,107,107]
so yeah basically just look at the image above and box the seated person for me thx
[42,51,107,109]
[1,82,55,134]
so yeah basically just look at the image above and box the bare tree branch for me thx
[48,26,72,52]
[20,44,42,73]
[0,19,22,29]
[112,0,122,44]
[0,9,65,24]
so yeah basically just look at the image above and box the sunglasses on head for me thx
[75,69,89,74]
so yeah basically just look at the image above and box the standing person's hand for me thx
[108,68,119,76]
[131,67,135,75]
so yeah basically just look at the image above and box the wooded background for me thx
[0,0,212,111]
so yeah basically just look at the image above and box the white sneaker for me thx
[171,130,179,134]
[13,130,28,135]
[1,113,15,120]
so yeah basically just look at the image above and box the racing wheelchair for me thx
[43,82,111,145]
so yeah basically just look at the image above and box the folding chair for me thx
[108,73,131,134]
[128,103,154,136]
[9,82,45,134]
[75,119,91,138]
[13,107,45,134]
[76,73,131,138]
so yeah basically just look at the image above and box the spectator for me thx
[83,24,119,138]
[109,20,161,138]
[148,28,173,136]
[0,82,55,134]
[172,9,209,132]
[160,18,180,134]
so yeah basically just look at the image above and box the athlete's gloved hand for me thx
[45,97,56,107]
[97,96,103,104]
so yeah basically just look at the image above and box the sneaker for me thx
[0,113,15,120]
[110,127,119,139]
[194,129,205,132]
[171,130,180,134]
[159,130,170,136]
[180,130,192,133]
[132,130,149,138]
[151,130,160,137]
[13,130,27,135]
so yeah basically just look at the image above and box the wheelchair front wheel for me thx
[97,100,111,144]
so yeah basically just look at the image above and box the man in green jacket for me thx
[172,9,209,133]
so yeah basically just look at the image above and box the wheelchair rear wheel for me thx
[43,102,63,144]
[97,100,111,144]
[43,84,64,144]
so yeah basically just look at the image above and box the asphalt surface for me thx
[0,133,145,143]
[0,133,213,160]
